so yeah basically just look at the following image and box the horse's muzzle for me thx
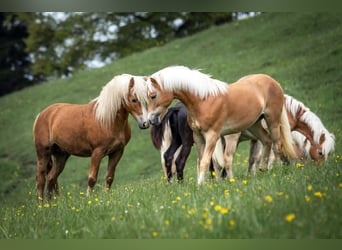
[139,121,150,129]
[148,113,161,126]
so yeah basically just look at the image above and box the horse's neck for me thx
[289,111,316,145]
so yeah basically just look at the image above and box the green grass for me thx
[0,13,341,238]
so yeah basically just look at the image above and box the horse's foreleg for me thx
[198,131,219,185]
[87,150,105,195]
[106,149,124,190]
[192,132,205,181]
[164,143,181,183]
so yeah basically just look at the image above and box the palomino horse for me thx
[213,94,335,177]
[146,65,296,184]
[33,74,149,200]
[150,102,194,182]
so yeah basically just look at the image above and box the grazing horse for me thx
[150,102,194,182]
[33,74,149,200]
[213,94,335,177]
[146,65,296,184]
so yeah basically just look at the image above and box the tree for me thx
[0,13,33,96]
[1,12,234,95]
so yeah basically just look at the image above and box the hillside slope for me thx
[0,13,341,205]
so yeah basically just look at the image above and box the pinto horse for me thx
[33,74,149,200]
[146,65,296,184]
[150,102,194,182]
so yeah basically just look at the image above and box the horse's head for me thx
[124,76,149,129]
[309,132,335,163]
[146,76,174,126]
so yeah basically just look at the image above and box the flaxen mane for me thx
[150,66,228,99]
[284,94,335,155]
[94,74,147,126]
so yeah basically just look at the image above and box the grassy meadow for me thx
[0,13,341,239]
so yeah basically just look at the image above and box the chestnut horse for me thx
[213,94,335,177]
[33,74,149,200]
[146,65,296,184]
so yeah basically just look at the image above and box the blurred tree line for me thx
[0,12,237,96]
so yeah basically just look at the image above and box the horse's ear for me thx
[319,133,326,145]
[128,77,135,92]
[150,77,161,90]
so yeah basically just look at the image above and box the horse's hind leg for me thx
[248,140,263,175]
[35,144,51,201]
[105,149,124,191]
[47,148,69,199]
[175,144,192,182]
[247,121,273,170]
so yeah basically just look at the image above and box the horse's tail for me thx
[150,122,163,149]
[212,137,225,169]
[279,106,297,160]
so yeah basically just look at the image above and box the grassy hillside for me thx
[0,11,341,217]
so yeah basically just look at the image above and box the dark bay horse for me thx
[150,102,194,182]
[33,74,149,200]
[146,66,297,184]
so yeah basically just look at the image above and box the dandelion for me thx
[87,200,92,205]
[43,203,50,208]
[285,213,295,222]
[151,231,158,238]
[205,219,212,226]
[277,192,284,196]
[202,212,208,219]
[188,208,195,216]
[307,184,313,191]
[220,207,229,215]
[264,195,273,203]
[305,195,311,202]
[314,192,323,198]
[224,189,230,196]
[229,178,235,183]
[242,180,248,185]
[111,216,115,222]
[214,205,222,211]
[229,220,235,227]
[339,183,342,188]
[164,220,170,225]
[296,162,304,168]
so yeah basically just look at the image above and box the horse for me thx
[213,94,335,177]
[146,65,296,184]
[150,102,194,182]
[33,74,149,200]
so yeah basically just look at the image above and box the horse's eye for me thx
[131,99,138,103]
[151,94,157,100]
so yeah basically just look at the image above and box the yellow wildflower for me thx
[305,195,311,202]
[229,220,235,227]
[188,208,195,216]
[242,180,248,185]
[229,178,235,183]
[307,184,313,191]
[151,231,158,238]
[164,220,170,225]
[314,192,323,198]
[265,195,273,203]
[285,213,295,222]
[214,205,222,211]
[220,207,229,215]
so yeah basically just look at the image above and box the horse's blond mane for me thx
[94,74,147,126]
[150,66,227,99]
[285,94,335,155]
